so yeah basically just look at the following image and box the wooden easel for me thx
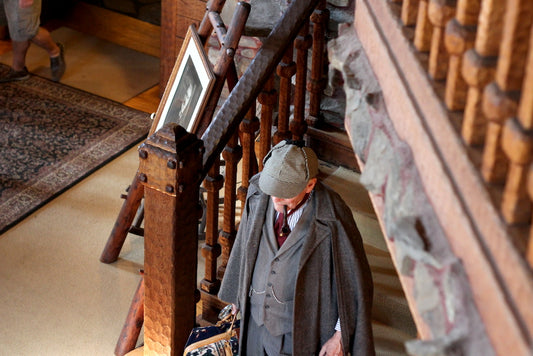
[100,0,250,265]
[110,2,251,355]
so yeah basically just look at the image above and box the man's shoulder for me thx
[248,174,262,195]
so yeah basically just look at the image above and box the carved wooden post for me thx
[501,27,533,224]
[138,124,203,355]
[218,132,241,281]
[443,0,480,111]
[501,119,533,224]
[402,0,420,26]
[461,0,504,145]
[427,0,456,80]
[292,20,311,141]
[482,0,533,184]
[414,0,433,52]
[307,0,329,128]
[258,75,276,170]
[274,46,296,144]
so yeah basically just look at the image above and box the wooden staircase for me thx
[61,1,419,354]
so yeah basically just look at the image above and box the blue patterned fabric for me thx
[184,320,240,356]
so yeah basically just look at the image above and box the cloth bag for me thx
[183,306,239,356]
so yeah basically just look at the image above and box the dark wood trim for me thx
[62,2,160,58]
[160,0,206,94]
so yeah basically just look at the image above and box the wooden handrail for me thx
[200,0,321,174]
[399,0,533,273]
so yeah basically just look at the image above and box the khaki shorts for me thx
[0,0,41,41]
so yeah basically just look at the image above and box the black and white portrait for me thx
[164,57,202,130]
[153,25,215,134]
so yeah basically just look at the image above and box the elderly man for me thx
[219,140,375,355]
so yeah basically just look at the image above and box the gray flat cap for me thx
[259,140,318,198]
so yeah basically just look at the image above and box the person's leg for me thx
[0,0,8,40]
[5,0,64,81]
[30,26,59,57]
[19,1,64,81]
[3,0,38,69]
[0,36,30,81]
[11,38,29,70]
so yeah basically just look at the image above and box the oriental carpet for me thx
[0,65,152,234]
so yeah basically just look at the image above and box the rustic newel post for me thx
[137,123,204,355]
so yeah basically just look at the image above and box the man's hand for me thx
[19,0,33,8]
[319,330,343,356]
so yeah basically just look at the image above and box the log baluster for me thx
[114,272,144,356]
[527,164,533,266]
[200,159,223,296]
[195,2,250,137]
[482,0,533,184]
[274,46,296,144]
[414,0,433,52]
[444,0,480,111]
[307,0,329,128]
[218,132,241,280]
[238,107,260,203]
[501,26,533,224]
[427,0,456,80]
[292,20,311,141]
[198,0,226,44]
[258,75,276,170]
[402,0,420,26]
[461,0,504,145]
[100,174,144,263]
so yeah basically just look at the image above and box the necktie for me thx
[274,193,310,248]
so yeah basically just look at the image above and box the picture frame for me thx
[151,25,215,135]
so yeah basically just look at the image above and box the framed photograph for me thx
[151,25,215,135]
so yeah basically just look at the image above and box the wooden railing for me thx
[402,0,533,259]
[354,0,533,354]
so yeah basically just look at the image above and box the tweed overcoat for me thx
[218,174,375,355]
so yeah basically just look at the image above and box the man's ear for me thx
[305,178,318,193]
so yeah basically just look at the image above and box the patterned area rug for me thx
[0,65,151,234]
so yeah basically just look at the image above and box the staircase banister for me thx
[200,0,321,178]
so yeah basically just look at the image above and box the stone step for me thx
[309,126,360,172]
[372,322,413,356]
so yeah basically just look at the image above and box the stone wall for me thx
[329,23,495,356]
